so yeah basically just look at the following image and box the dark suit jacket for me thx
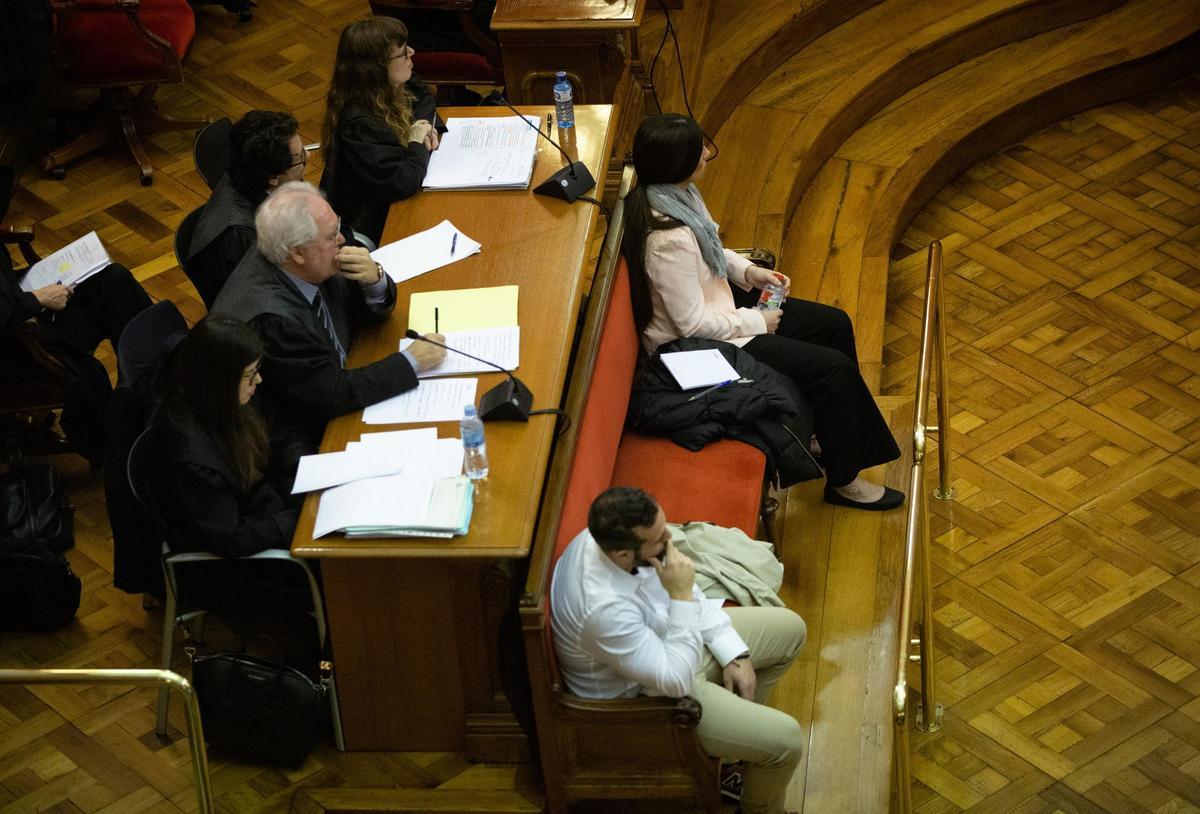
[212,248,418,450]
[319,79,438,245]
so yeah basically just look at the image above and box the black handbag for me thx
[0,462,74,553]
[189,636,328,767]
[0,536,82,631]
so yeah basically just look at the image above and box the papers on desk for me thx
[408,285,518,333]
[291,428,438,493]
[401,327,519,378]
[423,116,540,191]
[363,378,478,424]
[313,433,472,539]
[371,220,481,285]
[18,231,111,292]
[660,349,742,390]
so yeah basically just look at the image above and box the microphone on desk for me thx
[494,94,596,203]
[405,329,534,422]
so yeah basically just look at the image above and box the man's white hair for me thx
[255,180,326,265]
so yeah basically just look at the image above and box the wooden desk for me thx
[292,105,613,758]
[492,0,649,192]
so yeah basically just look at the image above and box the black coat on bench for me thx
[626,337,823,488]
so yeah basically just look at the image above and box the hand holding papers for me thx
[422,116,540,191]
[371,220,481,285]
[18,232,112,292]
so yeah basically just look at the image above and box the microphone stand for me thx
[494,94,596,203]
[405,330,533,422]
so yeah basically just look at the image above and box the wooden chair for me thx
[43,0,207,186]
[368,0,504,99]
[0,225,72,463]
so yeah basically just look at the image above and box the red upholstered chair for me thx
[43,0,206,185]
[368,0,504,100]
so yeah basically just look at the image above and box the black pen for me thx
[545,113,552,135]
[686,377,753,402]
[435,307,439,334]
[450,232,458,257]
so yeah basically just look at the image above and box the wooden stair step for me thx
[291,788,543,814]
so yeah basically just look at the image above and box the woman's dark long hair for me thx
[322,17,415,157]
[163,315,268,491]
[622,114,705,336]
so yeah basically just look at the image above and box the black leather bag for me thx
[0,462,74,554]
[0,536,82,630]
[190,637,327,767]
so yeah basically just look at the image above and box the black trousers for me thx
[36,264,152,464]
[733,286,900,486]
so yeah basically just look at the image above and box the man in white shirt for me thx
[551,486,807,814]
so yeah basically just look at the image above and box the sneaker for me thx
[720,763,744,803]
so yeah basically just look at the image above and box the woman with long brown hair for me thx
[320,16,439,245]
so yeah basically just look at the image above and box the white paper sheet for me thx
[400,327,519,378]
[293,428,440,493]
[362,378,478,424]
[371,220,481,285]
[18,231,111,292]
[659,349,741,390]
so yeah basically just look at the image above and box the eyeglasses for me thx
[324,217,342,244]
[242,363,262,381]
[389,46,413,62]
[287,150,308,170]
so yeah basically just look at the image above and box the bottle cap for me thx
[556,71,566,79]
[464,404,477,417]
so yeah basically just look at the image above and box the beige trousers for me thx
[693,607,807,814]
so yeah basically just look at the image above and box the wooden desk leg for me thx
[323,557,529,759]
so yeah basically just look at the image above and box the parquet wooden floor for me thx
[884,74,1200,813]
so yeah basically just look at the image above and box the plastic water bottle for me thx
[460,405,489,480]
[553,71,575,129]
[756,273,786,310]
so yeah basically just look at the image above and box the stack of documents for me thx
[18,231,111,292]
[422,116,540,191]
[300,429,474,539]
[660,349,742,389]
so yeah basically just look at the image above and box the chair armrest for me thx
[553,691,704,728]
[50,0,185,83]
[1,225,42,266]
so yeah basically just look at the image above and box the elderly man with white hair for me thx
[214,180,445,460]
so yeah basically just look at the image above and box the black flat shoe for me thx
[823,483,905,511]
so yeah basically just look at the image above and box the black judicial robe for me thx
[212,249,418,452]
[319,79,439,245]
[187,172,258,307]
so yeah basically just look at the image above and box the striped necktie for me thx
[312,290,347,367]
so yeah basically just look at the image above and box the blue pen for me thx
[450,232,458,257]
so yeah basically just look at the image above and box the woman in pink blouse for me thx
[623,114,904,510]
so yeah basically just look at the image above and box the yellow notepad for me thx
[408,285,519,333]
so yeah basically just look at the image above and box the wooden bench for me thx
[518,167,770,813]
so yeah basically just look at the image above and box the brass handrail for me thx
[893,241,953,812]
[0,668,213,814]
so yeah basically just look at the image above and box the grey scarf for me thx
[646,183,726,278]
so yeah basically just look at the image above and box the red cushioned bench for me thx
[518,168,771,813]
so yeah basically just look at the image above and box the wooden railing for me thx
[892,241,954,812]
[0,668,214,813]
